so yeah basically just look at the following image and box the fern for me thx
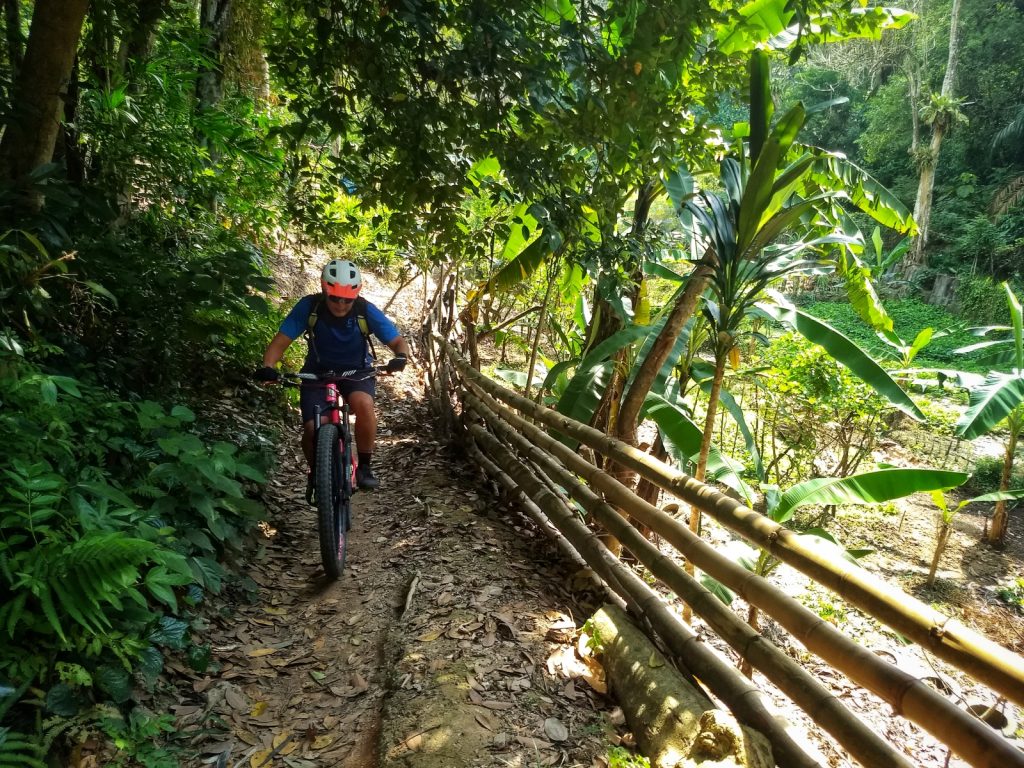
[44,534,157,639]
[0,727,46,768]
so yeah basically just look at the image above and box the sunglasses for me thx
[327,296,355,305]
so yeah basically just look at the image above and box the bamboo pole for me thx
[465,439,613,598]
[464,423,824,768]
[466,394,916,768]
[465,388,1024,768]
[439,337,1024,707]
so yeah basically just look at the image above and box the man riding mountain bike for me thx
[255,259,411,492]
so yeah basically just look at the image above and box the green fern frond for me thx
[0,727,47,768]
[43,533,156,637]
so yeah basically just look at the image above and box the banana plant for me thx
[702,466,967,675]
[927,489,1024,586]
[950,283,1024,546]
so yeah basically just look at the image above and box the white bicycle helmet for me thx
[321,258,362,299]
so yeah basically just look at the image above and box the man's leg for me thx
[301,420,316,467]
[348,390,379,489]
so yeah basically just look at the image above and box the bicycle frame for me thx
[311,382,355,492]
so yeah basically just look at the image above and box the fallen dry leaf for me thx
[247,648,278,657]
[543,717,569,742]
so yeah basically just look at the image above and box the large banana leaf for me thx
[775,467,968,523]
[642,392,754,503]
[755,299,924,420]
[954,372,1024,440]
[482,235,550,297]
[838,249,893,332]
[554,323,660,427]
[807,151,917,234]
[554,360,615,435]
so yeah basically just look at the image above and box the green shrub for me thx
[0,349,268,764]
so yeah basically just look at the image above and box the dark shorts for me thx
[299,373,376,423]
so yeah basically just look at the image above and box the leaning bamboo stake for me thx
[439,338,1024,707]
[466,390,1024,768]
[465,422,824,768]
[467,395,917,768]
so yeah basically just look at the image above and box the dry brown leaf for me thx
[272,732,291,749]
[249,749,272,768]
[236,731,261,746]
[193,677,212,693]
[224,687,247,711]
[250,701,268,717]
[479,631,496,648]
[543,718,569,742]
[263,607,288,616]
[312,734,336,750]
[417,630,442,642]
[247,648,278,657]
[349,672,369,693]
[475,712,497,731]
[468,688,483,704]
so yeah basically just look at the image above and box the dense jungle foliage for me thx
[1,0,1023,764]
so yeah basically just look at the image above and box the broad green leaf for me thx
[748,50,773,164]
[642,392,754,503]
[838,251,892,332]
[662,165,694,214]
[755,299,924,419]
[483,236,550,297]
[908,327,934,362]
[717,0,792,55]
[776,467,969,522]
[1003,282,1023,370]
[959,489,1024,510]
[554,361,614,438]
[808,152,916,234]
[955,373,1024,439]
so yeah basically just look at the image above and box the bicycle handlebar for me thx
[278,366,390,385]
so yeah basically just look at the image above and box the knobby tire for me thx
[315,424,347,578]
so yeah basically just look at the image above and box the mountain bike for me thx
[281,368,385,579]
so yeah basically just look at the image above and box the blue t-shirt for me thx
[279,295,400,371]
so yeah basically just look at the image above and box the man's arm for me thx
[386,336,411,358]
[263,332,294,368]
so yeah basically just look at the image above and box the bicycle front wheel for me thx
[314,424,347,579]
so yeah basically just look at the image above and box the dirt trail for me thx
[174,272,623,768]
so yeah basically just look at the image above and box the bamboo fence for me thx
[419,302,1024,768]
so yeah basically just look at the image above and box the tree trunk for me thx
[0,0,89,194]
[927,522,952,586]
[196,0,230,166]
[684,348,726,622]
[4,0,22,82]
[989,424,1019,546]
[523,261,557,402]
[740,603,761,678]
[590,605,774,768]
[616,256,715,452]
[117,0,170,88]
[905,0,962,273]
